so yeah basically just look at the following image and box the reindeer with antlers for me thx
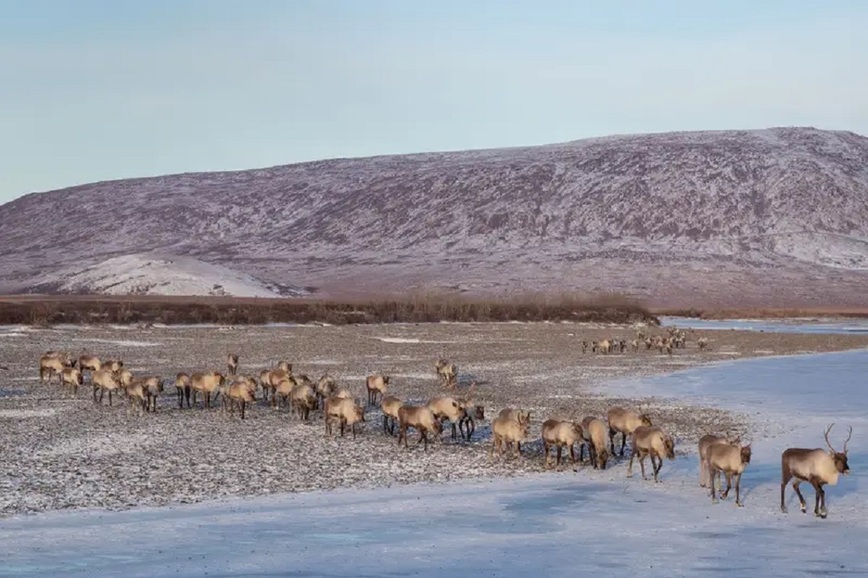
[780,423,852,519]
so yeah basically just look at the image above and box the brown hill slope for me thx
[1,127,867,307]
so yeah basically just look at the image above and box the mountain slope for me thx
[1,127,867,306]
[23,254,306,298]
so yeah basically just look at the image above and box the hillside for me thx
[1,127,867,307]
[22,254,306,298]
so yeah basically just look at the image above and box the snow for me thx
[0,409,57,419]
[34,253,306,298]
[374,335,528,344]
[0,325,29,338]
[772,231,868,270]
[373,336,462,344]
[70,338,161,347]
[1,322,866,576]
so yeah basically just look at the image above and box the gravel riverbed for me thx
[2,321,866,517]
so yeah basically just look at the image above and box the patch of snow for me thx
[372,337,465,344]
[392,372,438,380]
[38,253,306,298]
[772,231,868,270]
[71,338,160,347]
[375,336,526,344]
[0,409,58,419]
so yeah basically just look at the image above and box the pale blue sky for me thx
[1,1,866,203]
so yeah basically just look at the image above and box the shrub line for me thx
[0,293,657,326]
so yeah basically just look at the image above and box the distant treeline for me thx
[0,293,656,326]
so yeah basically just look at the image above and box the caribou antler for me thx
[823,423,837,453]
[843,425,853,454]
[725,429,741,444]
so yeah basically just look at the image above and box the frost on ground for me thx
[1,322,867,517]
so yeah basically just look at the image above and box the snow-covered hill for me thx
[22,253,305,298]
[1,127,867,306]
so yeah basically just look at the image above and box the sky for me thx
[1,1,867,204]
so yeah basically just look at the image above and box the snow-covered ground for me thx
[33,253,305,298]
[1,325,866,577]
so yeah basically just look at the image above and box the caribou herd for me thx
[32,326,853,519]
[580,326,709,356]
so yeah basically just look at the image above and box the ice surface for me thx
[661,316,868,334]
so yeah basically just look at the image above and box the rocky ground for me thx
[2,321,867,517]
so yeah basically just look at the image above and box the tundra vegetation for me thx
[1,294,655,326]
